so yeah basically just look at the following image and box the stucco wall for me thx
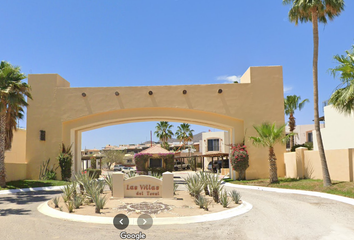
[284,148,354,182]
[313,105,354,150]
[201,131,230,154]
[4,129,27,181]
[5,128,26,164]
[5,163,27,182]
[26,66,285,180]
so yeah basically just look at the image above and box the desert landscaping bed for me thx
[48,189,241,218]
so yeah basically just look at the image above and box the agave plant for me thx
[74,171,93,194]
[105,174,113,192]
[92,191,107,214]
[66,201,74,213]
[125,171,137,179]
[52,196,60,208]
[219,189,230,208]
[198,172,210,195]
[62,184,74,202]
[195,195,206,209]
[208,174,223,203]
[84,180,105,202]
[229,190,241,204]
[73,194,84,209]
[173,182,178,195]
[184,174,203,198]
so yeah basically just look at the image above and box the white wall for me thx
[285,124,324,145]
[313,105,354,150]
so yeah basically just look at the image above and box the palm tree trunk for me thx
[312,10,331,187]
[0,113,7,187]
[289,113,295,149]
[268,147,278,183]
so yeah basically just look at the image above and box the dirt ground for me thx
[48,189,240,218]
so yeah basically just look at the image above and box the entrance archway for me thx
[25,66,285,180]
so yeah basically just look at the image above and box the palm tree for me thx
[284,95,309,149]
[175,123,194,150]
[250,123,291,183]
[0,61,32,187]
[328,45,354,113]
[283,0,345,187]
[154,121,174,150]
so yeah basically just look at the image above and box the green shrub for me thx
[230,144,249,180]
[291,142,313,152]
[90,155,97,169]
[188,157,196,171]
[57,143,73,181]
[86,169,101,179]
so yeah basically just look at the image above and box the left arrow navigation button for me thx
[113,214,129,230]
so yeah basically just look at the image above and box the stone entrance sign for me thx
[112,172,174,198]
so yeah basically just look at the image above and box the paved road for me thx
[1,185,354,240]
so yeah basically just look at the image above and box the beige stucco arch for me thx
[26,66,285,180]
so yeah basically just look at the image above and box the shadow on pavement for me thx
[0,208,31,216]
[0,190,62,205]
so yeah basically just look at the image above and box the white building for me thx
[313,105,354,150]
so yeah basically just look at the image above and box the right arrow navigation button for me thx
[137,214,153,230]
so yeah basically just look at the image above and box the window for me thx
[149,158,162,168]
[207,139,220,151]
[127,159,132,163]
[307,132,313,143]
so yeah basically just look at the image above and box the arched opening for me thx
[62,108,244,179]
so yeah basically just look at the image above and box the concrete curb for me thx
[0,185,65,195]
[224,183,354,206]
[37,200,253,225]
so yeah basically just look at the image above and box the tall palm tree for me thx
[0,61,31,187]
[328,45,354,113]
[283,0,345,187]
[284,95,309,149]
[154,121,174,150]
[175,123,194,150]
[250,123,291,183]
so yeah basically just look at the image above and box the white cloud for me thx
[284,86,293,93]
[216,75,241,83]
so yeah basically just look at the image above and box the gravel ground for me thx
[1,185,354,240]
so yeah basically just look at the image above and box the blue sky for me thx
[2,1,353,149]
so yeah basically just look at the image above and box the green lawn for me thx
[225,178,354,199]
[0,180,68,190]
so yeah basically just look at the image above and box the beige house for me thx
[285,105,354,182]
[285,124,324,149]
[5,66,286,181]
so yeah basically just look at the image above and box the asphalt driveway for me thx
[1,186,354,240]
